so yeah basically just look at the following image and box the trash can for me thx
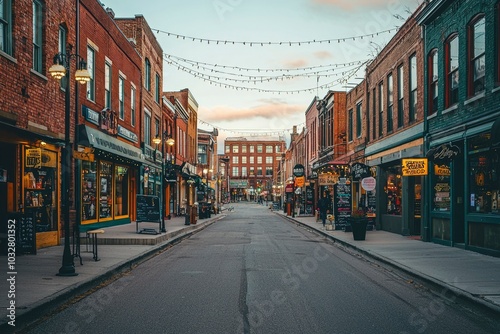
[190,205,197,224]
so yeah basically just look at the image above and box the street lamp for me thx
[153,131,175,232]
[49,45,90,276]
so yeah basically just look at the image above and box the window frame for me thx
[348,108,353,142]
[119,76,125,120]
[131,85,136,126]
[155,73,160,103]
[58,25,67,90]
[387,73,394,133]
[144,109,151,146]
[445,34,459,108]
[468,15,486,97]
[397,64,404,128]
[145,58,151,91]
[0,0,12,55]
[378,82,384,137]
[104,61,112,109]
[87,46,95,101]
[32,0,43,73]
[409,53,417,123]
[356,102,362,138]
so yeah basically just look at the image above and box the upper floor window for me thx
[445,34,459,107]
[378,82,384,137]
[497,2,500,85]
[356,102,362,138]
[225,145,230,153]
[242,156,247,164]
[144,109,151,146]
[372,88,376,140]
[257,145,263,153]
[155,73,161,103]
[387,74,394,133]
[249,145,255,153]
[145,58,151,91]
[232,167,239,177]
[266,145,273,153]
[468,15,485,96]
[0,0,12,55]
[232,145,239,153]
[131,86,136,126]
[105,62,112,109]
[119,76,124,120]
[241,145,247,153]
[266,156,273,164]
[428,49,439,115]
[275,145,281,153]
[397,65,404,128]
[87,46,95,101]
[409,54,417,123]
[348,108,353,142]
[257,156,262,164]
[32,1,43,73]
[58,26,67,90]
[232,156,239,165]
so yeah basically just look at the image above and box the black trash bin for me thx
[184,205,191,225]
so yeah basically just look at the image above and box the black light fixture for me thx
[49,45,90,277]
[154,131,175,232]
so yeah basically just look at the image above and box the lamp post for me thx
[49,45,90,276]
[153,132,175,233]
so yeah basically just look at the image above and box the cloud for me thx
[283,58,308,68]
[314,51,333,60]
[199,101,305,123]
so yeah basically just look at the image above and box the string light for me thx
[154,28,398,46]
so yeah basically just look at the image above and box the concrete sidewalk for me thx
[277,210,500,315]
[2,204,500,331]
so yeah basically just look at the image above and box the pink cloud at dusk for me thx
[199,101,305,123]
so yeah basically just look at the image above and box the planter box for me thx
[349,218,368,240]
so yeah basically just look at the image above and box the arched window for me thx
[468,15,485,96]
[445,34,459,107]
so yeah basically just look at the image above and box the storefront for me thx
[78,125,142,230]
[427,120,500,255]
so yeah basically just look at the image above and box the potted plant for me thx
[348,209,368,240]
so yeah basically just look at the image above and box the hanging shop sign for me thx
[402,158,428,176]
[318,173,337,185]
[73,149,95,162]
[361,177,376,191]
[427,143,461,163]
[351,163,370,181]
[295,176,305,187]
[293,164,305,177]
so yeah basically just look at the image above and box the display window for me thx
[81,160,130,223]
[468,134,499,214]
[385,165,402,215]
[432,162,451,212]
[23,146,58,232]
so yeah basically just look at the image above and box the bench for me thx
[86,229,105,261]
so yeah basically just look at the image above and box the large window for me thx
[372,88,376,140]
[232,145,239,153]
[386,165,402,215]
[242,167,247,177]
[387,74,393,133]
[468,15,485,96]
[145,58,151,91]
[428,49,439,115]
[266,167,273,176]
[348,108,353,142]
[232,167,239,177]
[266,156,273,164]
[356,102,362,138]
[105,62,112,108]
[432,162,451,212]
[131,85,136,126]
[378,82,384,137]
[1,0,12,55]
[232,156,239,164]
[58,26,67,90]
[409,54,417,122]
[32,0,43,73]
[155,73,160,103]
[397,65,404,128]
[119,76,124,120]
[144,110,151,146]
[446,34,459,107]
[87,46,95,101]
[114,165,129,216]
[257,145,263,153]
[266,145,273,153]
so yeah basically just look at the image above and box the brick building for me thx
[418,0,500,255]
[224,137,286,203]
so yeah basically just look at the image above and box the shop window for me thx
[23,147,58,232]
[468,134,499,214]
[385,166,402,215]
[432,162,451,212]
[99,162,113,219]
[115,165,129,216]
[82,161,97,221]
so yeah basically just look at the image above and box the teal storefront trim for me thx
[79,217,131,233]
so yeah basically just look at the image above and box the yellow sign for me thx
[26,148,42,168]
[295,176,305,187]
[402,158,428,176]
[434,164,451,176]
[318,173,337,185]
[73,151,95,161]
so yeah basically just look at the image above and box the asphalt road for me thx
[26,203,499,334]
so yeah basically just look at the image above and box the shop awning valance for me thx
[491,117,500,149]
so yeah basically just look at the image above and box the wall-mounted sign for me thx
[427,143,461,163]
[351,162,370,181]
[434,164,451,176]
[295,176,305,187]
[318,173,337,185]
[73,150,95,161]
[402,158,428,176]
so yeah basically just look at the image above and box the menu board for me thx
[305,186,314,215]
[10,212,36,254]
[136,195,160,223]
[334,183,351,230]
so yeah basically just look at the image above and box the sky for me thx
[102,0,421,151]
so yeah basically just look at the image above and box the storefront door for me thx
[452,158,465,244]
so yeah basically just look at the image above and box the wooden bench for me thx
[86,229,105,261]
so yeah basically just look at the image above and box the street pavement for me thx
[1,202,500,331]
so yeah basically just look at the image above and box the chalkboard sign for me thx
[10,212,36,255]
[334,183,351,230]
[136,195,160,222]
